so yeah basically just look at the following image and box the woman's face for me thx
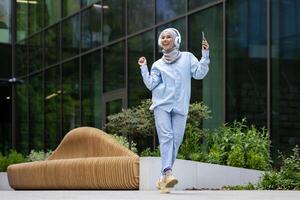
[161,32,174,51]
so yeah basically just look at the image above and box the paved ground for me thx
[1,190,300,200]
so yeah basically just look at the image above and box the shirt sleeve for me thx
[140,64,161,91]
[190,50,210,80]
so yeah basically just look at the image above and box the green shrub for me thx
[207,144,223,164]
[258,146,300,190]
[0,150,26,172]
[141,147,160,157]
[227,146,245,168]
[111,134,138,154]
[26,150,53,162]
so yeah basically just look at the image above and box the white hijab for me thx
[158,28,182,64]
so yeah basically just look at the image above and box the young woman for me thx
[138,28,210,193]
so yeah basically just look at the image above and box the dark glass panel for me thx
[81,0,100,7]
[271,0,300,151]
[45,66,60,150]
[62,59,80,135]
[127,0,154,34]
[28,32,43,72]
[156,0,186,23]
[0,43,11,78]
[16,40,28,77]
[103,0,125,43]
[45,0,61,26]
[188,0,220,11]
[128,31,153,107]
[63,0,80,17]
[62,14,80,60]
[106,99,122,117]
[16,1,28,41]
[226,0,267,128]
[29,74,44,150]
[45,24,60,66]
[29,0,44,35]
[103,41,125,92]
[16,80,29,154]
[81,4,101,52]
[82,50,102,128]
[189,4,224,129]
[0,1,11,43]
[0,86,11,154]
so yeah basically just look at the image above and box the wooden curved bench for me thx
[7,127,139,190]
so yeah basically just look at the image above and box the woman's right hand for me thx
[138,56,147,66]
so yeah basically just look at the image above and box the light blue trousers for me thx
[154,108,188,175]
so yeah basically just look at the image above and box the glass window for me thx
[0,86,12,153]
[189,4,224,129]
[62,59,80,135]
[29,74,44,150]
[28,32,43,72]
[16,80,29,154]
[29,0,44,35]
[156,18,186,59]
[103,41,125,92]
[45,66,61,150]
[188,0,220,11]
[226,0,267,128]
[81,0,100,7]
[106,99,122,118]
[16,40,28,77]
[128,31,153,107]
[82,50,102,128]
[127,0,154,34]
[0,1,11,43]
[45,0,61,26]
[62,14,80,60]
[81,4,101,52]
[103,0,125,43]
[63,0,80,17]
[0,43,11,78]
[16,1,28,41]
[156,0,186,23]
[271,0,300,151]
[45,24,60,66]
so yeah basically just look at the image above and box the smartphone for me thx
[202,31,206,41]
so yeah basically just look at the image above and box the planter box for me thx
[140,157,264,190]
[0,172,12,190]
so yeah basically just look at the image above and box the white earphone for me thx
[158,28,181,49]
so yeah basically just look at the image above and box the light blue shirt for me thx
[140,50,210,115]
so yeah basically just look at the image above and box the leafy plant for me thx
[111,134,138,154]
[0,150,26,172]
[141,147,160,157]
[26,150,53,162]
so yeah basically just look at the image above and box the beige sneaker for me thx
[164,173,178,188]
[155,178,170,193]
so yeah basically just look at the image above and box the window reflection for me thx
[16,40,28,77]
[103,42,125,92]
[81,4,101,52]
[189,5,224,129]
[29,74,44,150]
[17,1,28,41]
[63,0,80,17]
[128,31,153,107]
[45,24,60,66]
[189,0,220,11]
[156,0,186,23]
[29,0,44,35]
[127,0,154,34]
[227,0,267,127]
[82,51,102,128]
[0,1,10,43]
[103,0,125,43]
[28,32,43,72]
[81,0,100,8]
[62,59,80,135]
[45,0,61,26]
[62,14,80,60]
[45,66,60,150]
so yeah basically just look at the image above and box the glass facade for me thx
[0,0,298,155]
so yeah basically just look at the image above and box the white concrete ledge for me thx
[139,157,264,190]
[0,172,12,190]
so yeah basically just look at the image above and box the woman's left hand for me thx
[202,40,209,50]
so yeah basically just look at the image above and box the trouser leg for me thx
[170,111,187,167]
[154,108,173,175]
